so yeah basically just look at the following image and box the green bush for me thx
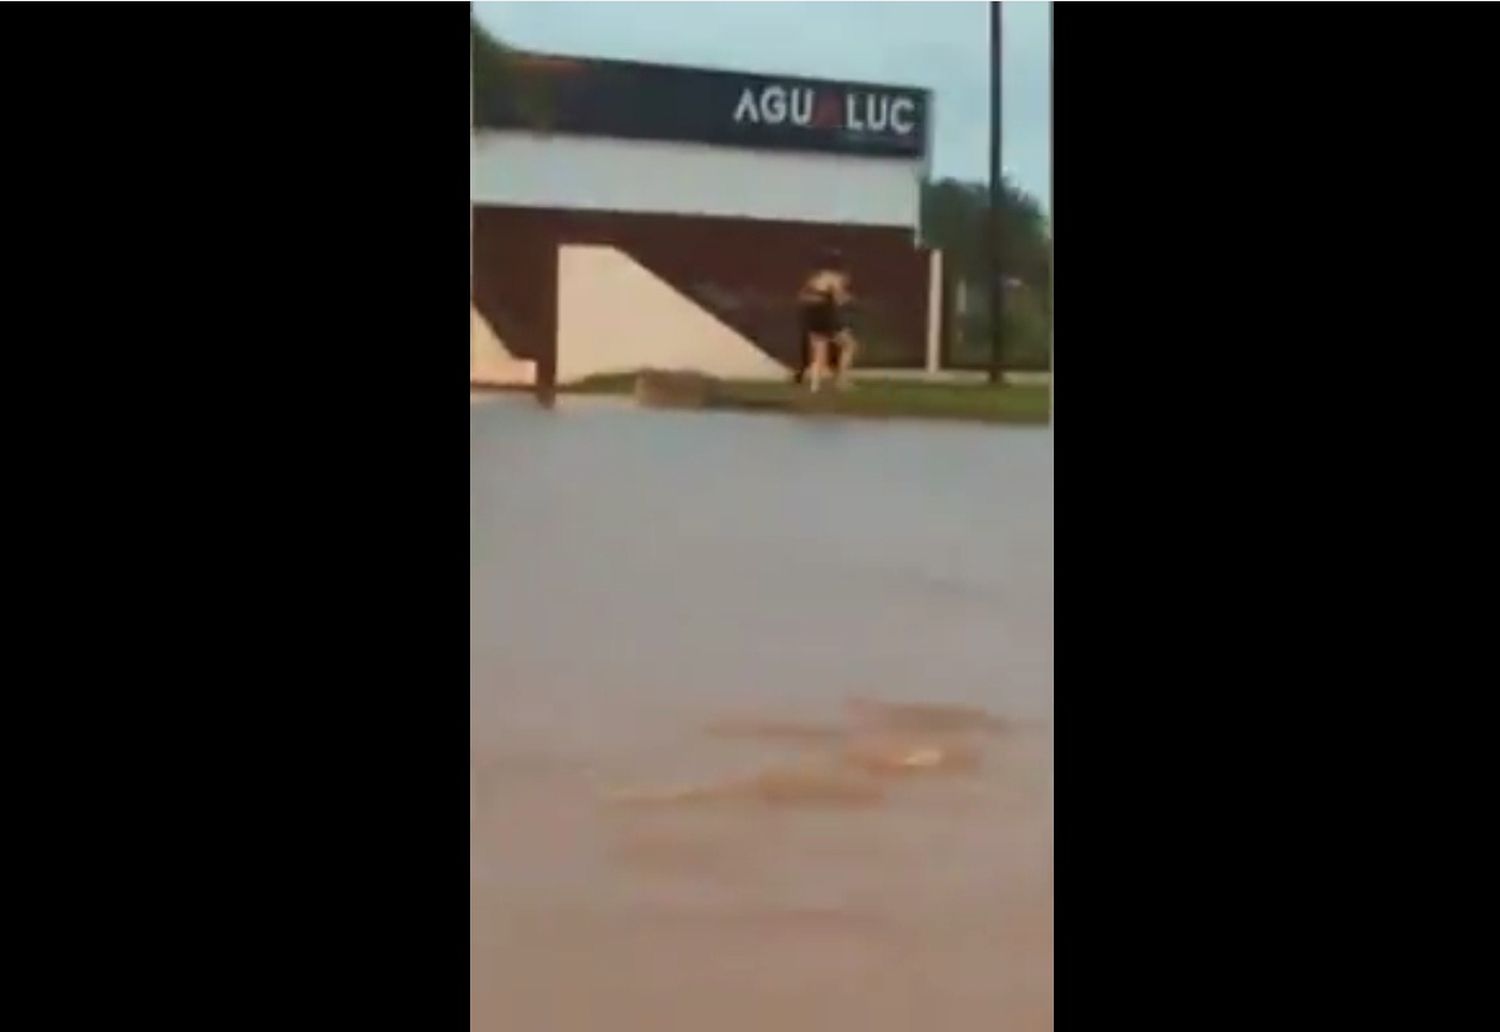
[951,286,1050,372]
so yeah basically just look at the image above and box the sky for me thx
[473,1,1051,211]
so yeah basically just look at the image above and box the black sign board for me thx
[478,53,930,160]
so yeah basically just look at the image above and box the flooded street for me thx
[471,396,1052,1031]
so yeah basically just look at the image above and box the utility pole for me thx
[988,1,1005,384]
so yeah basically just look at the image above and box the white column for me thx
[925,249,944,375]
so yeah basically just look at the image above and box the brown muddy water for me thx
[471,395,1052,1031]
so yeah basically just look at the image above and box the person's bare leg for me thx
[809,336,830,392]
[835,330,858,389]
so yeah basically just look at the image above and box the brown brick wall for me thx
[472,205,934,386]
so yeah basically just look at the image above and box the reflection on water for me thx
[471,396,1052,1031]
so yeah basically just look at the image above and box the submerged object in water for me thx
[846,697,1010,734]
[603,763,886,808]
[840,737,983,775]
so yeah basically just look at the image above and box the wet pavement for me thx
[471,395,1052,1031]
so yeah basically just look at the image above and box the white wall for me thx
[556,244,788,384]
[470,306,536,387]
[474,130,921,229]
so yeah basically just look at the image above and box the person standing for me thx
[796,248,858,392]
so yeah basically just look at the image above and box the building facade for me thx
[472,52,943,387]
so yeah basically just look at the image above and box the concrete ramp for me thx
[556,244,789,385]
[471,305,537,387]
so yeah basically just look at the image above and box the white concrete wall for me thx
[473,130,921,229]
[470,305,536,387]
[556,245,788,384]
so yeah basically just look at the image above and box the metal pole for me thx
[988,1,1004,384]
